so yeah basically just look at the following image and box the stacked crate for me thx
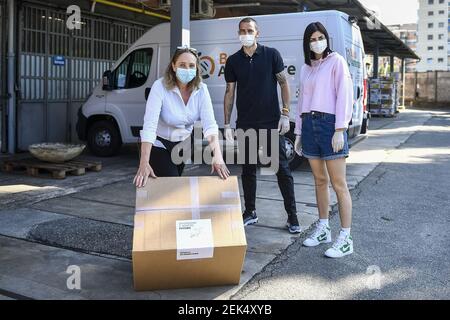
[368,77,397,117]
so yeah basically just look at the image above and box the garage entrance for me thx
[16,1,148,150]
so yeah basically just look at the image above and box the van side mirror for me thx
[102,70,113,91]
[348,16,358,24]
[145,87,151,100]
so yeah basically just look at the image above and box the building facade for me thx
[416,0,450,71]
[0,0,160,153]
[388,23,418,72]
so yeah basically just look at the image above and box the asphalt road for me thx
[232,111,450,300]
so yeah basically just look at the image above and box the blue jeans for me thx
[301,111,349,161]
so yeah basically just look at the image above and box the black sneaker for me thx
[243,210,258,226]
[286,214,301,234]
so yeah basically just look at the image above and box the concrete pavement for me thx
[0,109,437,299]
[232,111,450,300]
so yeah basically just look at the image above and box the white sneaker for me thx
[303,223,332,247]
[324,232,353,258]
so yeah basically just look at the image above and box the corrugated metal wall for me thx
[17,2,148,150]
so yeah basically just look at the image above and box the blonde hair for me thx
[163,48,202,91]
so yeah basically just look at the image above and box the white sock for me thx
[319,219,329,227]
[340,228,351,236]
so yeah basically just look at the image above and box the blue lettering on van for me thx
[199,52,296,78]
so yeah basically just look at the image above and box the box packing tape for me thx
[135,177,241,218]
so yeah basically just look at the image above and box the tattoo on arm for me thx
[224,82,236,124]
[276,71,288,87]
[276,71,290,110]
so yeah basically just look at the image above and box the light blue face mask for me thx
[176,68,197,84]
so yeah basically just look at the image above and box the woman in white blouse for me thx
[134,46,230,188]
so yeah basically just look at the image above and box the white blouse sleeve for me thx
[140,80,164,143]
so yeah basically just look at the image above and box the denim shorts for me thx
[301,111,349,161]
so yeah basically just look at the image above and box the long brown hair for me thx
[303,22,333,66]
[163,48,202,91]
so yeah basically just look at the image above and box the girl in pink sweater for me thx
[294,22,354,258]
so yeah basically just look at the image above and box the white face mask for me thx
[310,39,328,55]
[239,34,255,47]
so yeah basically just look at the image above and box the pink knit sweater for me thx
[295,52,354,135]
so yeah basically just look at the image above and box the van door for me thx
[105,46,156,143]
[344,37,364,138]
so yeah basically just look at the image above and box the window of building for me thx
[428,34,434,40]
[438,58,444,63]
[427,58,433,64]
[438,34,444,39]
[428,46,434,50]
[438,0,443,3]
[428,0,433,4]
[438,46,444,50]
[428,23,434,28]
[439,22,445,28]
[428,11,434,16]
[438,10,445,14]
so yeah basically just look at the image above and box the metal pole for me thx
[170,0,190,56]
[414,71,418,101]
[1,1,7,153]
[434,71,438,103]
[390,55,394,76]
[373,46,379,78]
[7,0,16,154]
[401,58,406,107]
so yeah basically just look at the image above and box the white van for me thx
[76,10,368,169]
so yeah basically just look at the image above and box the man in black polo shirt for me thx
[223,17,300,234]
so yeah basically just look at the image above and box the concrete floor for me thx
[233,111,450,300]
[0,108,436,299]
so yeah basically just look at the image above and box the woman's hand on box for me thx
[211,155,230,180]
[134,162,157,187]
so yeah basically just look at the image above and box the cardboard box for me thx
[132,176,247,291]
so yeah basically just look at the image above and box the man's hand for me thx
[278,114,290,136]
[294,135,302,156]
[224,124,234,143]
[332,131,345,153]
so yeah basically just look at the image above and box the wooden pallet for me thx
[2,158,102,179]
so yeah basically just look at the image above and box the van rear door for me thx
[343,23,365,137]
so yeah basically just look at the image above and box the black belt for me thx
[301,111,333,119]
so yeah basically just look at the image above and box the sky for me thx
[358,0,419,25]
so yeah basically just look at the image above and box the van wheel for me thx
[284,130,302,171]
[87,120,122,157]
[361,116,369,134]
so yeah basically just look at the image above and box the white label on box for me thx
[176,219,214,260]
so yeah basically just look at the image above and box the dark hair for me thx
[303,22,333,66]
[239,17,258,30]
